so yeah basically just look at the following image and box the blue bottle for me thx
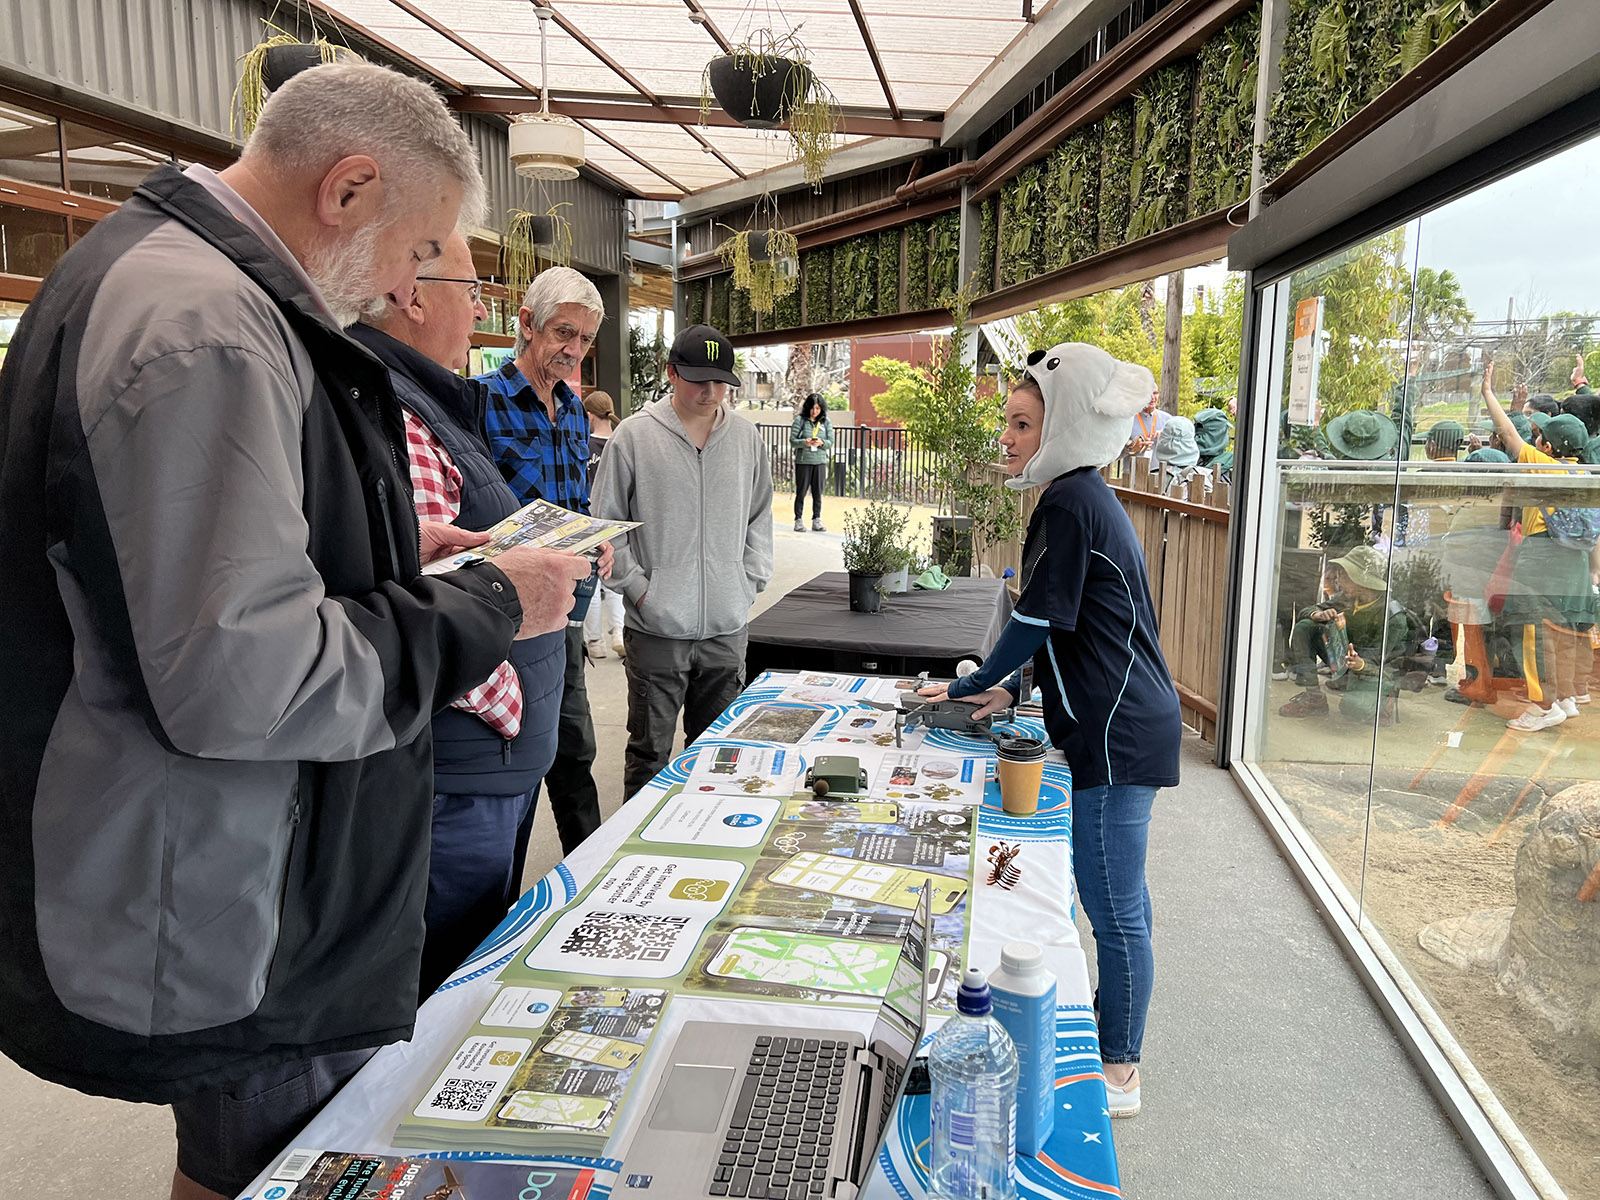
[988,941,1057,1156]
[928,967,1018,1200]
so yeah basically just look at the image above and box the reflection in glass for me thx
[0,204,68,276]
[0,102,63,189]
[64,124,168,201]
[1245,129,1600,1197]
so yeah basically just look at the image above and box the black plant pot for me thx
[848,572,884,613]
[261,44,327,92]
[708,55,814,130]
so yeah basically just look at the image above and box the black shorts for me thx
[171,1048,372,1196]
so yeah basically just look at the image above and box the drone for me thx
[857,672,1017,746]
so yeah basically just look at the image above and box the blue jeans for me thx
[422,787,539,997]
[1072,783,1158,1064]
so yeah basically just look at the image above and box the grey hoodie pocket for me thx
[636,563,699,640]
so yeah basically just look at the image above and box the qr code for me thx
[433,1076,497,1112]
[560,911,690,961]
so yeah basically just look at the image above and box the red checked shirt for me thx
[403,409,524,739]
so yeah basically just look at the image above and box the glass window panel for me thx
[0,101,63,189]
[1241,128,1600,1197]
[63,124,169,201]
[0,297,30,372]
[0,203,68,277]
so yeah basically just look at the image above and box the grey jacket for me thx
[0,166,520,1100]
[591,400,773,640]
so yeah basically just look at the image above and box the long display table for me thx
[241,671,1120,1200]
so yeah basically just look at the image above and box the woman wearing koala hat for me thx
[919,344,1181,1117]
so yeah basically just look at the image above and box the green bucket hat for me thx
[1192,407,1233,459]
[1326,410,1399,460]
[1424,419,1466,458]
[1540,413,1589,457]
[1331,544,1388,591]
[1508,412,1533,442]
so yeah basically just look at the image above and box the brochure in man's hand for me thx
[260,1149,594,1199]
[421,499,637,576]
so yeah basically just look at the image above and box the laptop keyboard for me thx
[710,1035,849,1198]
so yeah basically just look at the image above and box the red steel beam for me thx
[845,0,901,121]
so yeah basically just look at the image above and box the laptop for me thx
[617,886,934,1200]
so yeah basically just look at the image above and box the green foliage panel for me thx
[905,219,930,311]
[1261,0,1493,182]
[1127,59,1195,241]
[999,163,1046,288]
[802,245,832,325]
[978,200,998,296]
[927,211,961,307]
[1043,123,1101,269]
[1099,100,1134,253]
[1189,6,1260,217]
[708,273,730,333]
[831,235,879,323]
[877,228,901,316]
[682,278,707,326]
[773,282,801,329]
[728,278,754,337]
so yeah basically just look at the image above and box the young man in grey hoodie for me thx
[591,324,774,798]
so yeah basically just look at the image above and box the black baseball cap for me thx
[669,323,740,386]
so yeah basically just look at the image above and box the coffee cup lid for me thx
[996,735,1045,761]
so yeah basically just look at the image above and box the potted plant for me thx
[841,501,907,613]
[717,201,800,316]
[882,516,925,594]
[863,287,1013,577]
[232,27,353,140]
[701,29,839,189]
[501,204,574,310]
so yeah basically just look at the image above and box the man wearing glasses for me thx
[479,266,610,859]
[348,233,583,994]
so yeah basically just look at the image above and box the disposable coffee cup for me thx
[996,736,1046,815]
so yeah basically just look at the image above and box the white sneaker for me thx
[1104,1067,1140,1118]
[584,638,607,660]
[1560,697,1581,718]
[1508,705,1566,732]
[612,635,626,658]
[1577,693,1593,705]
[1270,668,1289,682]
[793,519,806,532]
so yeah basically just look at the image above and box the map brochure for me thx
[873,752,989,806]
[394,985,669,1155]
[681,744,801,798]
[421,499,637,576]
[260,1150,594,1200]
[722,701,829,745]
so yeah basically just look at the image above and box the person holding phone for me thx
[918,344,1181,1119]
[791,392,834,531]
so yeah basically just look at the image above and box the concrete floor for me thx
[0,500,1498,1198]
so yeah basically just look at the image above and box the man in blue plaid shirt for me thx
[479,267,607,859]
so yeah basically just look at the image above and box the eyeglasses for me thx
[415,275,483,304]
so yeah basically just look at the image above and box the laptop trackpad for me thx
[648,1064,735,1132]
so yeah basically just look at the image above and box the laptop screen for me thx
[852,883,933,1188]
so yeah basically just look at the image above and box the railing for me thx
[981,455,1235,742]
[755,423,943,506]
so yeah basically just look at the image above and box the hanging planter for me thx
[701,30,840,190]
[232,27,354,141]
[501,204,574,308]
[717,199,799,316]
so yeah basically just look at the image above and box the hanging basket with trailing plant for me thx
[501,204,574,309]
[232,26,355,141]
[701,29,840,190]
[716,199,799,316]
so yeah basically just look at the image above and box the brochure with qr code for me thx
[420,498,638,576]
[263,1149,594,1199]
[394,985,670,1155]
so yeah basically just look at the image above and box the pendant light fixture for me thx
[508,5,585,181]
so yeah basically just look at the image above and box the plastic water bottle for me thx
[928,967,1019,1200]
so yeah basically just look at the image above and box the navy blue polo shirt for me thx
[1014,468,1182,790]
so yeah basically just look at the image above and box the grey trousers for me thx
[622,626,747,800]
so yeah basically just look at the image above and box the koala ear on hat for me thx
[1094,358,1156,419]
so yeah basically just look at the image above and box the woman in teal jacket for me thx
[791,392,833,531]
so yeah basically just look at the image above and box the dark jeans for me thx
[794,461,826,520]
[172,1047,373,1196]
[521,623,602,861]
[1288,615,1348,686]
[622,626,747,800]
[1073,783,1158,1064]
[421,786,538,997]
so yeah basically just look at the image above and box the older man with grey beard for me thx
[0,63,586,1200]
